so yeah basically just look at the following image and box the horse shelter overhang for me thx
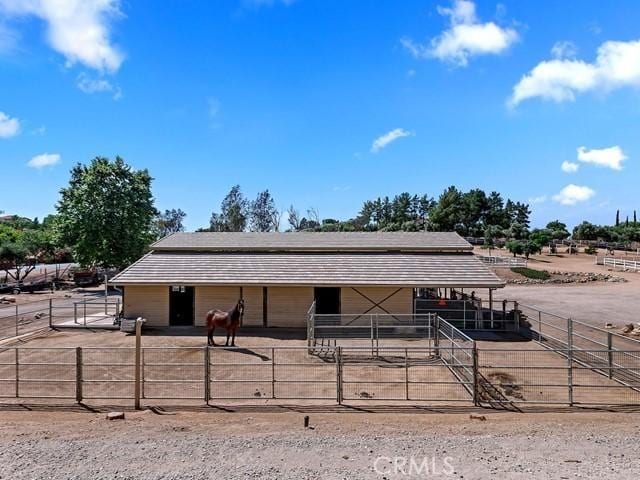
[110,251,505,289]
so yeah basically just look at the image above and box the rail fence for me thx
[2,343,639,407]
[477,255,527,268]
[602,257,640,272]
[0,297,121,341]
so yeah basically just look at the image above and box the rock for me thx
[106,411,125,421]
[622,324,634,334]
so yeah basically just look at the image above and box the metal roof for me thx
[152,231,472,252]
[111,251,504,288]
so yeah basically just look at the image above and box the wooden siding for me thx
[341,287,413,315]
[267,286,314,327]
[242,286,264,327]
[194,286,241,326]
[123,286,169,326]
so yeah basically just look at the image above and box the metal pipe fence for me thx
[477,255,528,268]
[1,343,639,407]
[0,296,121,341]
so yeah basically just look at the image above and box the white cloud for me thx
[551,41,577,59]
[577,145,627,170]
[561,161,579,173]
[510,39,640,106]
[553,184,595,206]
[27,152,60,168]
[402,0,519,67]
[0,110,20,138]
[76,72,122,100]
[370,128,413,154]
[528,195,547,204]
[0,0,124,73]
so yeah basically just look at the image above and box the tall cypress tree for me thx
[615,209,620,226]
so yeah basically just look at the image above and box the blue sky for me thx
[1,0,639,231]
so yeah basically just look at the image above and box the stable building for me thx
[110,232,504,328]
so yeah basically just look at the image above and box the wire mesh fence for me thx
[1,343,639,407]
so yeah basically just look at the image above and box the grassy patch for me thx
[511,267,551,280]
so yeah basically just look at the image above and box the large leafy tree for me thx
[55,156,157,269]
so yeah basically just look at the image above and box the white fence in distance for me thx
[603,257,640,272]
[477,255,527,268]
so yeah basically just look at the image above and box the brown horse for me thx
[206,299,244,347]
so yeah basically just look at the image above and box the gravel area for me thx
[1,410,639,479]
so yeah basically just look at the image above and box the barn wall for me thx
[242,286,264,327]
[123,286,169,326]
[340,287,413,315]
[194,286,241,326]
[267,286,314,327]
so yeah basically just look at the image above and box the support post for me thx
[404,348,409,401]
[567,317,574,406]
[472,345,479,406]
[434,315,440,357]
[49,299,53,328]
[74,303,78,325]
[607,332,613,379]
[104,274,108,315]
[15,304,18,338]
[134,318,143,409]
[15,348,19,398]
[489,289,494,329]
[83,302,87,327]
[75,347,83,403]
[204,346,210,404]
[513,301,519,332]
[336,346,343,405]
[271,347,276,399]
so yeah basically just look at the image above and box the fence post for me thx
[134,319,143,409]
[607,332,613,379]
[567,317,574,406]
[513,301,519,332]
[404,348,409,401]
[74,303,78,325]
[204,346,210,404]
[472,345,479,406]
[75,347,83,403]
[15,304,18,338]
[271,347,276,399]
[83,302,87,327]
[434,315,440,357]
[336,346,343,405]
[15,348,19,398]
[49,299,53,328]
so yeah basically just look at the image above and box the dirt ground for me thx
[0,409,639,479]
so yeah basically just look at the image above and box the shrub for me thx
[584,245,597,255]
[511,267,551,280]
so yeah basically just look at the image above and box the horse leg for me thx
[231,327,237,347]
[225,329,230,347]
[208,326,216,347]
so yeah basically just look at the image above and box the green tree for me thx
[156,209,187,238]
[505,239,524,257]
[249,190,279,232]
[429,186,463,232]
[545,220,570,240]
[220,185,248,232]
[55,156,157,269]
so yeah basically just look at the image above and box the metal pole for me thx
[83,302,87,327]
[141,348,145,400]
[49,299,53,328]
[271,347,276,399]
[434,315,440,357]
[472,345,479,406]
[15,349,19,398]
[15,304,18,338]
[104,274,108,315]
[204,346,210,404]
[336,346,343,405]
[489,289,494,329]
[370,315,374,356]
[607,332,613,379]
[538,311,542,341]
[567,317,574,406]
[404,348,409,401]
[134,319,143,409]
[75,347,83,403]
[74,303,78,325]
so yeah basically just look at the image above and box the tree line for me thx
[1,156,637,275]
